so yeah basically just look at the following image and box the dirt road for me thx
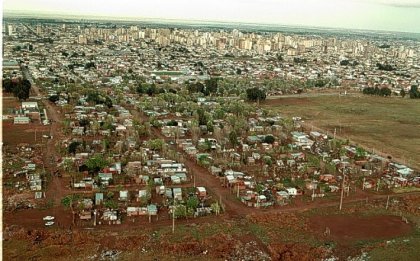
[22,66,69,202]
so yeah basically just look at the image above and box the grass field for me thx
[264,95,420,170]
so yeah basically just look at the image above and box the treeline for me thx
[2,78,31,100]
[136,83,176,96]
[362,87,391,96]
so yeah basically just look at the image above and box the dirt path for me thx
[23,66,68,203]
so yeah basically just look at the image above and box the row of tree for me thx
[362,87,392,96]
[2,78,31,100]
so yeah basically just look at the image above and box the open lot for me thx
[264,95,420,170]
[2,121,50,146]
[309,215,413,243]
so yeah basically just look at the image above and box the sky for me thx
[3,0,420,33]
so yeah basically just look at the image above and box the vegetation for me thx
[148,139,165,151]
[376,63,395,71]
[85,154,109,173]
[408,85,420,99]
[362,87,391,97]
[246,87,266,102]
[2,78,31,100]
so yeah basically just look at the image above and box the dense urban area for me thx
[2,17,420,260]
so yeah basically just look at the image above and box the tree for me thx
[204,78,218,93]
[197,108,208,126]
[146,84,157,96]
[400,89,406,98]
[246,87,266,102]
[409,85,420,99]
[104,200,118,209]
[379,87,391,97]
[264,135,275,144]
[136,83,146,94]
[61,194,81,225]
[85,154,109,173]
[174,204,187,219]
[210,202,221,215]
[68,141,81,155]
[228,130,239,147]
[355,147,366,160]
[48,95,60,103]
[186,196,199,216]
[148,139,165,151]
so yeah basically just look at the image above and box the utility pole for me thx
[311,179,315,201]
[237,182,240,198]
[172,204,175,234]
[339,168,345,211]
[362,177,365,190]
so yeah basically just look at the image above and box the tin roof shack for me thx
[196,187,207,198]
[291,131,314,148]
[173,188,183,201]
[98,173,113,187]
[276,191,290,205]
[27,173,42,191]
[101,210,120,225]
[119,190,129,201]
[95,193,104,205]
[79,210,92,220]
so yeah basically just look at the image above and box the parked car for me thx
[45,221,55,226]
[43,216,55,221]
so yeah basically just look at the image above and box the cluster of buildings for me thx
[3,21,420,98]
[139,96,419,209]
[2,19,419,227]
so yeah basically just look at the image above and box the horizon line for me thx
[3,9,420,35]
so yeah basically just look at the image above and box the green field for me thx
[264,95,420,170]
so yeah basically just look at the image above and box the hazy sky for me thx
[4,0,420,33]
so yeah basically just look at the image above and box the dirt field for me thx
[264,95,420,170]
[308,215,413,243]
[2,121,50,146]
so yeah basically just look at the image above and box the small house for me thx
[197,187,207,197]
[95,193,104,205]
[119,190,129,201]
[173,188,182,201]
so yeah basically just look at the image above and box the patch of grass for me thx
[247,223,269,244]
[265,95,420,170]
[392,187,420,193]
[366,230,420,261]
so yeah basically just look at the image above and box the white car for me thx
[45,221,55,226]
[43,216,55,221]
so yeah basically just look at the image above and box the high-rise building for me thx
[36,25,42,35]
[7,25,14,36]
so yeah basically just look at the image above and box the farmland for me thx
[264,94,420,170]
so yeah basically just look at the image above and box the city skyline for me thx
[4,0,420,34]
